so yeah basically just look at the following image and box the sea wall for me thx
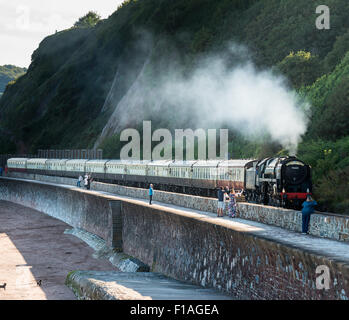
[7,172,349,242]
[1,177,349,299]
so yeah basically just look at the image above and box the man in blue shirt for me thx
[301,195,318,234]
[0,167,3,176]
[149,184,154,205]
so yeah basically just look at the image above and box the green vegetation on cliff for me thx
[0,65,27,95]
[1,0,349,213]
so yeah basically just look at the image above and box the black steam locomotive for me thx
[244,156,312,209]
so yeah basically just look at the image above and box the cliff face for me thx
[1,0,349,157]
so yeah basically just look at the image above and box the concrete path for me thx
[66,271,233,300]
[7,176,349,266]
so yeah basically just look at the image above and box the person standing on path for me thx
[87,174,93,190]
[217,187,225,217]
[149,184,154,205]
[77,175,83,188]
[228,188,237,218]
[84,174,89,190]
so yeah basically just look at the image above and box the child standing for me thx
[149,184,154,205]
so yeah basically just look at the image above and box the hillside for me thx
[0,65,27,96]
[1,0,349,212]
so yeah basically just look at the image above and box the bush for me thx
[277,51,323,88]
[315,166,349,214]
[74,11,101,28]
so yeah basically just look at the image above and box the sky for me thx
[0,0,124,67]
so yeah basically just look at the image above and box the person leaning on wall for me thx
[301,195,318,235]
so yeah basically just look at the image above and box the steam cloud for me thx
[98,41,310,155]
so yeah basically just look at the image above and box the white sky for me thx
[0,0,124,67]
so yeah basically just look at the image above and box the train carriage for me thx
[168,161,196,192]
[7,158,28,173]
[218,160,254,191]
[46,159,69,177]
[85,160,108,180]
[124,161,150,185]
[27,158,47,175]
[66,159,88,179]
[192,161,219,191]
[147,160,173,186]
[105,160,127,183]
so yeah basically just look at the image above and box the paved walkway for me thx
[67,271,233,300]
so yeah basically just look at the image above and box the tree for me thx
[74,11,101,28]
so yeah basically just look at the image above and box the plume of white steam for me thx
[97,42,309,155]
[155,49,309,155]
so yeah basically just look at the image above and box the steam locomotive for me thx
[245,156,312,209]
[7,156,311,209]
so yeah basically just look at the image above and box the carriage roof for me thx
[66,159,88,164]
[85,160,108,165]
[8,158,29,162]
[27,158,48,164]
[192,160,222,167]
[45,159,69,164]
[169,161,197,167]
[218,160,255,168]
[147,160,173,167]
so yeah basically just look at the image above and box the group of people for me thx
[216,185,318,235]
[77,173,93,190]
[217,186,242,218]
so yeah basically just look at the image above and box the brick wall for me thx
[121,202,349,299]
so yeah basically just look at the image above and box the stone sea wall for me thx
[7,172,349,242]
[1,176,349,299]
